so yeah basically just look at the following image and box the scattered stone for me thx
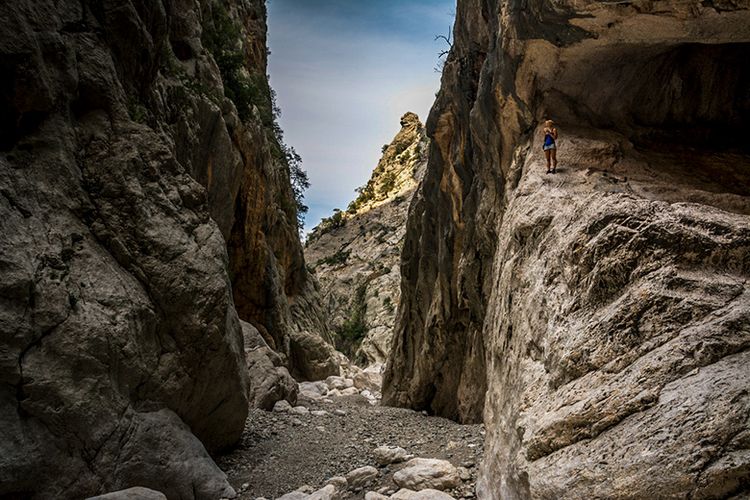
[353,368,383,392]
[86,487,167,500]
[277,492,309,500]
[273,400,293,413]
[309,484,339,500]
[457,467,471,481]
[333,409,347,416]
[372,445,414,465]
[311,410,329,417]
[339,387,359,396]
[393,458,461,491]
[390,489,456,500]
[291,406,310,416]
[299,381,329,400]
[364,493,388,500]
[325,376,354,390]
[291,418,304,426]
[325,476,348,489]
[345,466,379,489]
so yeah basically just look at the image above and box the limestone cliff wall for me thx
[383,0,750,497]
[305,113,428,366]
[0,0,332,498]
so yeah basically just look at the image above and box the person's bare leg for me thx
[544,149,551,173]
[551,148,557,172]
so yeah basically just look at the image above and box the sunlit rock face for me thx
[0,0,333,497]
[383,0,750,497]
[305,113,428,367]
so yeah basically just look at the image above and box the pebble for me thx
[333,409,347,416]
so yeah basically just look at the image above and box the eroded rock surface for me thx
[0,0,332,497]
[383,0,750,497]
[305,113,428,366]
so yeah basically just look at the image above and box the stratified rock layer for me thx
[0,0,329,497]
[305,112,428,365]
[383,0,750,497]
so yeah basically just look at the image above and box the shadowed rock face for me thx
[0,0,329,498]
[384,0,750,497]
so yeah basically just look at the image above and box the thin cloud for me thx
[267,0,455,233]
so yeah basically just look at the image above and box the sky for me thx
[266,0,455,235]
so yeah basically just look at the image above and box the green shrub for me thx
[316,249,350,267]
[203,4,309,231]
[336,284,368,356]
[379,170,397,196]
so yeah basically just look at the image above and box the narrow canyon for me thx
[0,0,748,500]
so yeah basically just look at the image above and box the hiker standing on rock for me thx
[542,119,558,174]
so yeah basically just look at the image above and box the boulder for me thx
[364,493,388,500]
[339,387,360,397]
[345,466,379,489]
[273,400,293,413]
[289,330,340,381]
[299,381,329,400]
[390,489,456,500]
[277,493,310,500]
[86,487,167,500]
[242,321,298,410]
[353,368,383,392]
[392,459,460,491]
[325,376,354,390]
[373,446,414,466]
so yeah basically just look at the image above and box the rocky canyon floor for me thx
[218,392,484,499]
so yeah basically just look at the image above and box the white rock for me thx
[291,406,310,415]
[345,465,379,489]
[333,409,347,416]
[364,493,388,500]
[86,487,167,500]
[372,445,414,465]
[299,381,329,399]
[457,466,471,481]
[339,387,359,396]
[353,368,382,391]
[325,376,354,390]
[392,458,460,491]
[390,489,456,500]
[273,400,293,413]
[309,485,340,500]
[311,410,329,417]
[276,492,309,500]
[325,476,348,489]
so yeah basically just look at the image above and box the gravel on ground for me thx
[217,394,484,499]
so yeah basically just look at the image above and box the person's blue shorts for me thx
[543,143,556,151]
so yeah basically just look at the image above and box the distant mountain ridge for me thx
[305,112,428,366]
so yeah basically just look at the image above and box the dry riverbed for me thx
[218,391,484,499]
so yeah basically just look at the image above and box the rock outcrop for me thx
[305,112,428,365]
[383,0,750,497]
[0,0,332,498]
